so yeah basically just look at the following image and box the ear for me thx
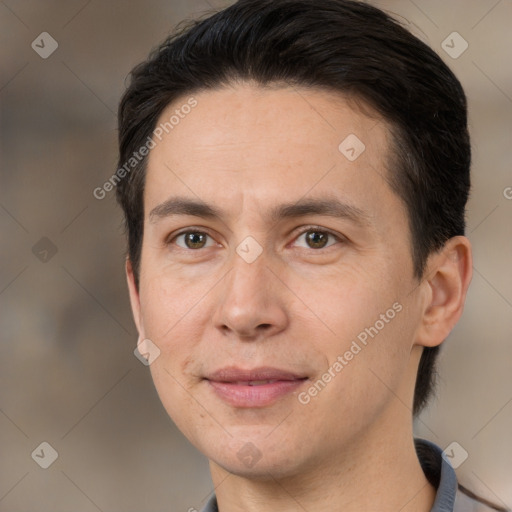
[126,258,145,338]
[414,236,473,348]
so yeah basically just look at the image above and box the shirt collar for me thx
[415,438,458,511]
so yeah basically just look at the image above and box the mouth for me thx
[204,366,309,408]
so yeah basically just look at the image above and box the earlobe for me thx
[126,258,145,337]
[415,236,473,348]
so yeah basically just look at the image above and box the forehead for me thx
[144,83,397,222]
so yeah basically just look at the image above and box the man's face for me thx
[128,83,427,477]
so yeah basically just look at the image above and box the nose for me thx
[212,248,289,341]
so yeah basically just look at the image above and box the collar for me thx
[416,438,458,511]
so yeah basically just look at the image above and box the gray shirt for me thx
[199,438,499,512]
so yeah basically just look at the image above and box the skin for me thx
[126,82,472,512]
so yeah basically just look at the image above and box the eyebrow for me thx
[149,195,372,227]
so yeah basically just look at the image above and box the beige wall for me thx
[1,1,510,510]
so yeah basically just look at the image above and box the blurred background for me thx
[0,0,511,510]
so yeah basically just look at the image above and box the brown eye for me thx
[172,231,214,250]
[294,228,340,250]
[184,232,207,249]
[305,231,329,249]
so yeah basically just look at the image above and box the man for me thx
[115,0,507,510]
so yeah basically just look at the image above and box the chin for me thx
[212,454,303,481]
[203,433,309,481]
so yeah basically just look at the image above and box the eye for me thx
[293,227,343,250]
[171,230,217,250]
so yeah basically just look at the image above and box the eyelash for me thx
[166,225,345,251]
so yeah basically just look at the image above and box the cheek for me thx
[289,263,398,348]
[140,274,209,431]
[291,266,413,416]
[149,360,211,443]
[138,268,211,346]
[301,320,412,442]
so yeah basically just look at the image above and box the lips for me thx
[206,366,307,382]
[241,380,279,386]
[204,366,308,407]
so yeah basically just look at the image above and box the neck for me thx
[208,404,436,512]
